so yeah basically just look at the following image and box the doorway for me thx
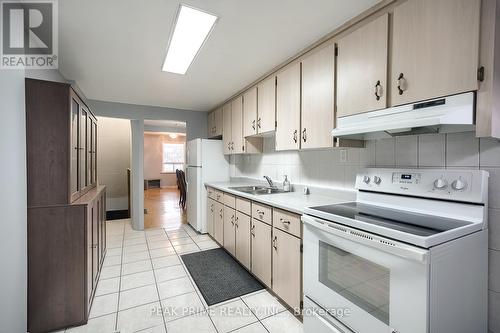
[143,120,187,229]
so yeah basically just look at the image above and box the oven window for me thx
[319,241,390,325]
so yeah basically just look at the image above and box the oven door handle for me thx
[302,214,429,263]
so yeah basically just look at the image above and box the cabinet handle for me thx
[219,209,223,218]
[235,216,239,228]
[293,130,298,143]
[252,120,256,130]
[374,80,383,101]
[251,225,255,237]
[272,236,277,250]
[280,218,290,226]
[231,142,234,150]
[231,215,235,225]
[257,118,261,129]
[256,209,264,216]
[397,73,407,95]
[302,128,307,142]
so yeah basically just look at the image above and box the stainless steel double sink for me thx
[228,185,285,195]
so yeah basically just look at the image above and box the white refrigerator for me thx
[186,139,229,233]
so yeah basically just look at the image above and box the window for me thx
[162,143,185,173]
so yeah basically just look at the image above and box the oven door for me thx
[303,214,430,333]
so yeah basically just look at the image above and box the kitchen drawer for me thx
[252,202,272,225]
[207,187,215,199]
[273,208,302,238]
[214,190,224,202]
[223,193,236,208]
[236,197,251,215]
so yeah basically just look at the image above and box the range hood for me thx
[331,92,475,139]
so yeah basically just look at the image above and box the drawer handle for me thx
[280,218,291,225]
[256,209,265,215]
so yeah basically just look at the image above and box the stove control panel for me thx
[356,168,488,204]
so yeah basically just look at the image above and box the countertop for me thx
[204,179,355,215]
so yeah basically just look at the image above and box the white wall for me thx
[0,69,27,332]
[144,133,186,188]
[231,132,500,331]
[97,117,131,211]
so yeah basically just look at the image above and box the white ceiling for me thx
[59,0,380,112]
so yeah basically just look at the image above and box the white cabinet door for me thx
[276,62,301,151]
[222,102,232,155]
[257,76,276,134]
[272,227,301,310]
[337,14,389,117]
[391,0,480,106]
[243,87,258,137]
[223,206,236,256]
[231,96,244,154]
[235,211,251,270]
[301,43,335,149]
[251,218,272,287]
[207,198,214,237]
[214,202,224,245]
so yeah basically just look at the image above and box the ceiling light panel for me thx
[162,5,217,74]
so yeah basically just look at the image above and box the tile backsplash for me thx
[230,131,500,332]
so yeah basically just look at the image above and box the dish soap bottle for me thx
[283,175,291,192]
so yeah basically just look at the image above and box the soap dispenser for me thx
[283,175,290,192]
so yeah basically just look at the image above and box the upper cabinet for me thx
[231,96,244,154]
[243,86,258,137]
[301,42,335,149]
[276,62,301,151]
[337,14,389,117]
[391,0,481,106]
[208,107,223,138]
[257,76,277,134]
[222,102,232,154]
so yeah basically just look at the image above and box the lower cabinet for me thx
[214,201,224,245]
[235,211,251,270]
[223,206,236,255]
[207,198,215,237]
[251,218,272,287]
[272,227,302,310]
[28,186,106,333]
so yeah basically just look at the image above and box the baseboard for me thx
[106,210,130,221]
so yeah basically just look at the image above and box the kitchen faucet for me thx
[263,176,277,189]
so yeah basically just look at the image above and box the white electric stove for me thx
[302,168,489,333]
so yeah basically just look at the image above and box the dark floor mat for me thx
[181,248,264,306]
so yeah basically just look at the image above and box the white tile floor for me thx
[61,219,303,333]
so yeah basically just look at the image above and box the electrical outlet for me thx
[340,149,347,163]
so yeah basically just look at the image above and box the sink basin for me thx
[229,186,286,195]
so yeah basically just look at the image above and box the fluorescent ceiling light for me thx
[162,5,217,74]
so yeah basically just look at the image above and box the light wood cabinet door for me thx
[235,211,251,270]
[257,76,276,134]
[251,218,272,287]
[214,202,224,245]
[222,102,232,154]
[214,107,223,137]
[272,227,301,310]
[223,206,236,256]
[301,43,335,149]
[207,198,215,237]
[337,14,389,117]
[207,111,215,137]
[231,96,244,154]
[391,0,480,106]
[243,87,258,137]
[276,62,301,151]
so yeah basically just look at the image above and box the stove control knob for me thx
[452,179,467,191]
[373,176,382,185]
[434,178,448,190]
[363,175,371,184]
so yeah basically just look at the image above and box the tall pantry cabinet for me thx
[26,78,107,333]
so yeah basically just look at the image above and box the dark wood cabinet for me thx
[26,78,106,333]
